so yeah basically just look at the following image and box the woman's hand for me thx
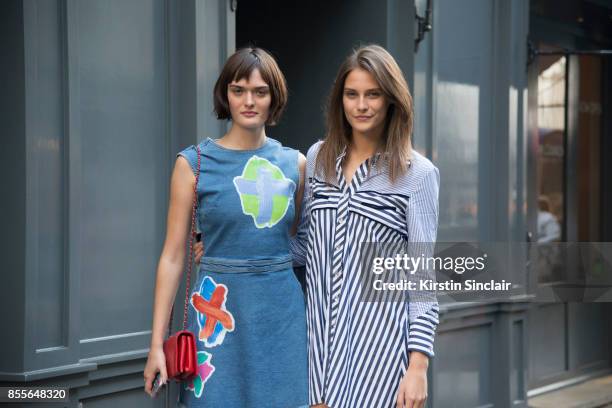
[194,241,204,264]
[143,345,167,396]
[395,351,429,408]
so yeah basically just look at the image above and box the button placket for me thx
[325,148,375,395]
[329,156,371,325]
[329,194,348,316]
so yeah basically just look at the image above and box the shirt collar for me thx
[335,145,386,188]
[334,144,416,194]
[335,145,385,163]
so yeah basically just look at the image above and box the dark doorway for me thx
[236,0,405,154]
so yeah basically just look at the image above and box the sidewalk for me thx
[529,375,612,408]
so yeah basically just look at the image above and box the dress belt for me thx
[199,254,293,273]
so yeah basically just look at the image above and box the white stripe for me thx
[291,141,441,407]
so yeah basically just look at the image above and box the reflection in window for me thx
[536,56,565,283]
[537,56,565,242]
[535,54,604,285]
[437,82,480,240]
[576,56,601,243]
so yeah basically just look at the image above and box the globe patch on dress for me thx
[233,155,296,228]
[191,276,235,348]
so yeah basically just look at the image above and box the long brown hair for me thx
[317,44,413,182]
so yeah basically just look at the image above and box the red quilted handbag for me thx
[163,145,201,382]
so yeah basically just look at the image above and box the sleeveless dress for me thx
[176,137,308,408]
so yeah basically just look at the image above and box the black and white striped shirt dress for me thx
[291,141,440,408]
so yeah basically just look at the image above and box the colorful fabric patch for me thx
[184,351,215,399]
[190,276,235,347]
[233,155,296,228]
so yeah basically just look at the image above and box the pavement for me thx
[529,375,612,408]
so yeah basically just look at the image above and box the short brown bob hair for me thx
[213,47,288,126]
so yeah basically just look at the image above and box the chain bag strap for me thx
[163,144,201,383]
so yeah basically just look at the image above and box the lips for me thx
[355,115,372,121]
[241,111,258,117]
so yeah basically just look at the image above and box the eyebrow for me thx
[343,87,382,92]
[229,84,270,90]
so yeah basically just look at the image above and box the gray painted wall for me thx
[0,0,27,378]
[1,0,233,406]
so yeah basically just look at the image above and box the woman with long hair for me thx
[292,44,440,408]
[143,47,308,407]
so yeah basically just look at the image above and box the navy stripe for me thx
[291,141,441,407]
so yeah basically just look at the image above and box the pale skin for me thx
[143,68,306,396]
[310,68,430,408]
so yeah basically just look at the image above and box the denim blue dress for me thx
[176,137,308,408]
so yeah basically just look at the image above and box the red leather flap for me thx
[164,330,197,381]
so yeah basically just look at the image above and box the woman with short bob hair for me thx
[292,44,440,408]
[144,47,309,407]
[213,47,288,126]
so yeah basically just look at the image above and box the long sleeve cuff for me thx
[289,233,306,267]
[407,304,440,358]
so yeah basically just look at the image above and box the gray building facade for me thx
[1,0,611,407]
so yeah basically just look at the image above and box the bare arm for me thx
[144,155,195,393]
